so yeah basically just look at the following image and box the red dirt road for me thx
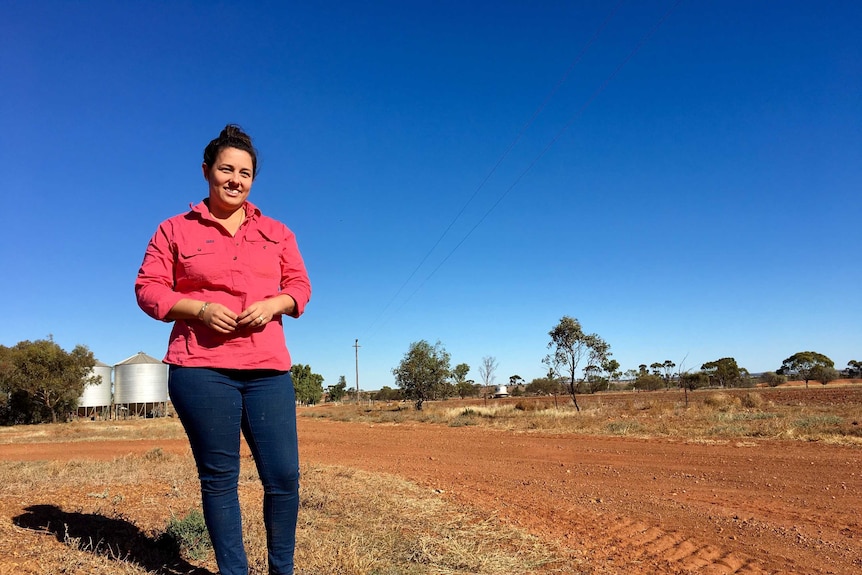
[2,418,861,574]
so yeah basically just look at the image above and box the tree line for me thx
[390,316,857,410]
[0,338,97,424]
[3,320,858,423]
[0,338,334,425]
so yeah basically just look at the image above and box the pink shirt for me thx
[135,200,311,371]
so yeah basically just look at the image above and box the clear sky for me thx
[2,1,860,390]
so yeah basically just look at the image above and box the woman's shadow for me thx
[13,504,214,575]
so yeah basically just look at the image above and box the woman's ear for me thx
[201,162,209,181]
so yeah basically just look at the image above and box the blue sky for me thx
[2,1,860,389]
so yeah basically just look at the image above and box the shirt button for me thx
[233,256,238,260]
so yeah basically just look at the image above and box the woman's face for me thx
[203,146,254,217]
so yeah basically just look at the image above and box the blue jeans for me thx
[169,366,299,575]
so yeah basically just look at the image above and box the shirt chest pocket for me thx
[176,244,221,287]
[245,234,281,281]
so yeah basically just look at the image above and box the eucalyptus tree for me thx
[544,316,610,411]
[327,375,348,402]
[701,357,745,388]
[291,363,324,405]
[0,338,96,424]
[778,351,834,389]
[393,340,451,410]
[601,358,621,391]
[451,363,470,385]
[451,363,474,398]
[661,360,676,389]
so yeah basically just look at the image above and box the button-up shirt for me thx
[135,200,311,371]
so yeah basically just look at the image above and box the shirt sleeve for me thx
[135,220,184,321]
[279,226,312,318]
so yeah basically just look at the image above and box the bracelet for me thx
[197,302,209,320]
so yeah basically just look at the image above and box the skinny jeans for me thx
[169,366,300,575]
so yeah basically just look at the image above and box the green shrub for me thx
[794,415,842,429]
[164,509,211,560]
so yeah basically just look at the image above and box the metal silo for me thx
[114,352,168,418]
[77,360,113,419]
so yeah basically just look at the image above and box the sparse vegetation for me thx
[0,427,576,574]
[164,509,211,560]
[302,385,862,444]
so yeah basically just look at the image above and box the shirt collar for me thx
[189,199,262,220]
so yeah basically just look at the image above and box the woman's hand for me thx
[237,299,278,329]
[200,302,239,333]
[237,295,296,329]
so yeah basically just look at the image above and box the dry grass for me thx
[0,417,188,445]
[0,440,575,575]
[2,385,860,573]
[305,386,862,445]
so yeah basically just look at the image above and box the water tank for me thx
[493,385,509,398]
[78,360,112,408]
[114,352,168,404]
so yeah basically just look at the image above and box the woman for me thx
[135,124,311,575]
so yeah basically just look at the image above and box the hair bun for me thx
[203,124,259,177]
[220,124,253,147]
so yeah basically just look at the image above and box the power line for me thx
[386,0,685,320]
[407,0,686,292]
[361,0,626,342]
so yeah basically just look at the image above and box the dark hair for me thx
[203,124,259,178]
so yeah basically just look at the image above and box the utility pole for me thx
[353,338,360,399]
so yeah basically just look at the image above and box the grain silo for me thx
[77,360,113,419]
[114,352,168,418]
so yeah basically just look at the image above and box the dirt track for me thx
[2,417,861,574]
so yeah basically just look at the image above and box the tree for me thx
[0,338,96,424]
[372,386,403,402]
[544,316,610,411]
[451,363,470,385]
[392,340,451,410]
[811,365,839,386]
[478,356,498,388]
[450,363,471,398]
[759,371,787,388]
[525,374,562,396]
[602,359,621,391]
[454,379,477,399]
[583,364,604,393]
[622,369,639,389]
[846,360,861,379]
[701,357,744,388]
[635,373,663,391]
[290,363,324,405]
[680,371,709,392]
[661,360,676,389]
[585,334,611,386]
[327,375,348,402]
[778,351,834,389]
